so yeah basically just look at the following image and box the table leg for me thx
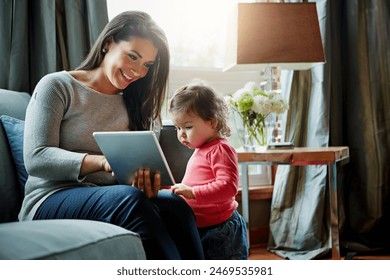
[328,162,341,259]
[240,163,251,247]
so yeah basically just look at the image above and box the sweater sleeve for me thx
[23,75,86,181]
[192,143,239,204]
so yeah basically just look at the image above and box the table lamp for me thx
[224,2,325,145]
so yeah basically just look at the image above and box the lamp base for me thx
[266,142,294,150]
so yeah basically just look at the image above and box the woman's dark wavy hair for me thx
[77,11,170,130]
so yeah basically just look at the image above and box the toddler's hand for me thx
[171,183,195,199]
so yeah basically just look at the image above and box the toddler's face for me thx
[172,112,218,149]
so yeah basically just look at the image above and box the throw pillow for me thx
[0,115,28,190]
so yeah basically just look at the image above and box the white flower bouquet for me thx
[226,81,289,147]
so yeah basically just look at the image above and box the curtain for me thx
[339,0,390,253]
[0,0,108,93]
[268,0,390,259]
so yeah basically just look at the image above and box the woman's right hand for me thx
[100,156,113,173]
[80,155,114,177]
[132,168,161,198]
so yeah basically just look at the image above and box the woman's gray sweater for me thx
[19,71,130,220]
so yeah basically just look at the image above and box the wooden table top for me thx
[236,146,350,165]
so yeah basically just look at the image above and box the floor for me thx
[248,244,284,260]
[248,244,390,260]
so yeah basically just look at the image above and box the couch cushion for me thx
[0,116,28,191]
[0,123,22,222]
[0,219,146,260]
[0,89,31,120]
[0,89,30,223]
[0,89,30,120]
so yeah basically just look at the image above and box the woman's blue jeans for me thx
[34,186,204,260]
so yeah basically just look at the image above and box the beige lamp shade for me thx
[224,2,326,71]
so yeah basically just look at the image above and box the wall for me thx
[168,67,259,101]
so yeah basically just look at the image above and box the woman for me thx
[18,11,204,260]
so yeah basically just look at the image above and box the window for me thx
[108,0,235,68]
[107,0,273,187]
[107,0,260,130]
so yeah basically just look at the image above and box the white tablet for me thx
[93,131,175,187]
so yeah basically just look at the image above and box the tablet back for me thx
[93,131,175,186]
[159,121,193,182]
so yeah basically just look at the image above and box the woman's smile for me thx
[120,69,133,82]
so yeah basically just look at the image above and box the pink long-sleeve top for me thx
[181,138,239,228]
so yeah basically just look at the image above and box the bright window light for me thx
[107,0,238,68]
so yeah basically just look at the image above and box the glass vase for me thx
[234,111,268,151]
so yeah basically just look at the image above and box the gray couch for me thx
[0,88,192,260]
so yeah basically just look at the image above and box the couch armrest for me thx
[0,220,146,260]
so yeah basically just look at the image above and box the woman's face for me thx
[103,37,158,92]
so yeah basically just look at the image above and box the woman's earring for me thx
[102,48,106,54]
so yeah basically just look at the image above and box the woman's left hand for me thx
[132,168,160,198]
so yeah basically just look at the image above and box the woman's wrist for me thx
[80,154,108,176]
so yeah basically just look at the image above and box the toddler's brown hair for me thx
[169,80,231,137]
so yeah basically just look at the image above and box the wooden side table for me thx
[237,146,350,260]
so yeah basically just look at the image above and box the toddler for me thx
[169,82,249,260]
